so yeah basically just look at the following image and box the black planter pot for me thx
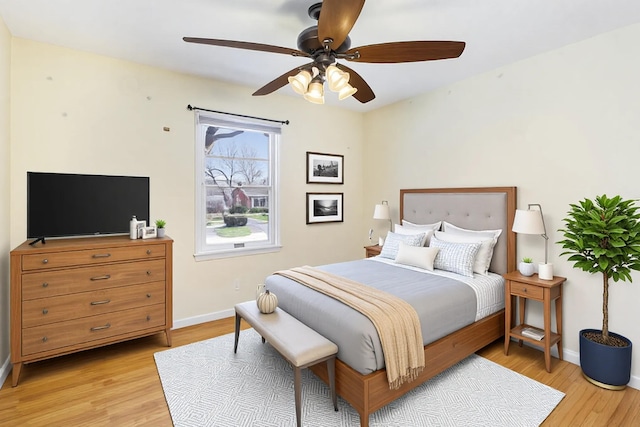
[579,328,632,390]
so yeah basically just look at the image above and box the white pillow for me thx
[394,224,434,246]
[401,220,442,232]
[435,231,497,275]
[395,242,440,271]
[442,221,502,240]
[429,237,481,277]
[379,231,426,259]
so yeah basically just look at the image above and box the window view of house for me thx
[195,112,280,258]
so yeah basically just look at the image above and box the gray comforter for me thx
[264,259,476,375]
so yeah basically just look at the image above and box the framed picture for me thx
[306,151,344,184]
[306,193,343,224]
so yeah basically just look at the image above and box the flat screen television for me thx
[27,172,150,239]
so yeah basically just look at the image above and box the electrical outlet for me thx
[233,279,240,291]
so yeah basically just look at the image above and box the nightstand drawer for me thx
[510,282,543,299]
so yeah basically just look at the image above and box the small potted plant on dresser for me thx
[518,257,535,276]
[155,219,167,238]
[558,194,640,390]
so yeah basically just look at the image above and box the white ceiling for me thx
[1,0,640,112]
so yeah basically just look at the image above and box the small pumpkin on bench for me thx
[256,284,278,314]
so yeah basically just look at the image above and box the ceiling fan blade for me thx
[252,63,315,96]
[336,63,375,104]
[317,0,365,49]
[183,37,309,57]
[345,41,466,63]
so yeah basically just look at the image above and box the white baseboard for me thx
[172,308,235,330]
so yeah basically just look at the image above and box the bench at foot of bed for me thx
[234,301,338,427]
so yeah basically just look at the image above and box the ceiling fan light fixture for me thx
[304,81,325,104]
[288,70,312,95]
[338,83,357,100]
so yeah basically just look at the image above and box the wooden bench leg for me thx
[234,312,241,354]
[294,366,302,427]
[328,356,337,411]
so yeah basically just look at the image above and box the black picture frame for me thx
[306,192,344,224]
[306,152,344,184]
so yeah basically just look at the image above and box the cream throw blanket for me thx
[274,266,424,389]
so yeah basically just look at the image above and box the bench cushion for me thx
[235,301,337,367]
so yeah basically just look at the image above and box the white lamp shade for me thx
[512,209,545,234]
[303,81,325,104]
[338,83,357,100]
[288,70,312,95]
[373,203,390,220]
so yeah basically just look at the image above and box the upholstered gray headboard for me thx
[400,187,516,275]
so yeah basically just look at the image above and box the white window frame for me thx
[194,111,281,260]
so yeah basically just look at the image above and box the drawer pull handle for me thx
[523,288,527,293]
[42,336,48,342]
[146,271,152,275]
[42,259,48,264]
[90,275,111,281]
[42,282,49,288]
[90,299,111,306]
[42,309,49,315]
[90,323,111,332]
[147,249,152,255]
[146,315,151,321]
[92,253,112,259]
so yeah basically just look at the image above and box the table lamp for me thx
[512,204,553,280]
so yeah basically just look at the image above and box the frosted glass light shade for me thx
[338,84,357,100]
[303,81,324,104]
[288,70,312,95]
[326,65,350,92]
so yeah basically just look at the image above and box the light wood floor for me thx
[1,317,639,426]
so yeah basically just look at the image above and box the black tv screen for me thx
[27,172,150,239]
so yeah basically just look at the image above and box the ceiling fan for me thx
[183,0,465,104]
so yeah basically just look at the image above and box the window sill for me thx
[194,245,282,261]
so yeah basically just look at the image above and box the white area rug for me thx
[154,329,564,426]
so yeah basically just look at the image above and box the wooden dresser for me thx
[10,235,173,386]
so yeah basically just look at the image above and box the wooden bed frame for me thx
[310,186,517,427]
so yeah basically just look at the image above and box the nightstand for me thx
[364,244,382,258]
[503,271,566,372]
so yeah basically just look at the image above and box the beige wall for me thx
[0,15,11,376]
[8,38,365,327]
[363,23,640,382]
[4,20,640,387]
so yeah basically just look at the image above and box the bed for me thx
[265,187,516,427]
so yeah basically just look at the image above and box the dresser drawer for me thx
[510,282,543,299]
[22,281,166,328]
[21,244,166,271]
[22,304,166,356]
[21,259,166,300]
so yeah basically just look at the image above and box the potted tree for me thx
[558,194,640,389]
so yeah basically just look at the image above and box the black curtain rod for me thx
[187,105,289,125]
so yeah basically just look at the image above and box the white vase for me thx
[518,262,535,276]
[157,228,166,238]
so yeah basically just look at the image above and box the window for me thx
[194,111,281,259]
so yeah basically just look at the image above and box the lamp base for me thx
[539,263,554,280]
